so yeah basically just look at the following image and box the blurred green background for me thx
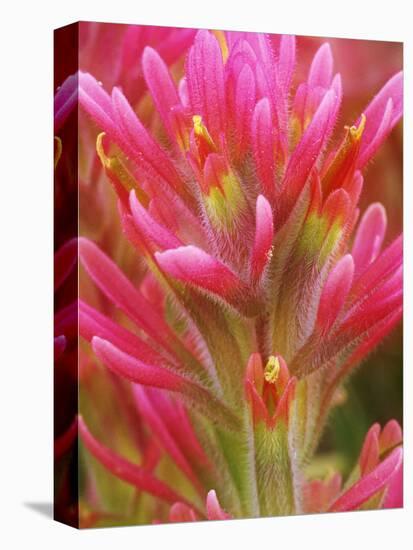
[319,325,403,476]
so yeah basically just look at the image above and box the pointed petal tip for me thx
[142,44,156,63]
[79,415,194,507]
[317,253,354,334]
[380,419,403,453]
[250,194,274,282]
[156,245,245,300]
[330,447,403,512]
[90,336,187,392]
[352,202,388,275]
[169,502,197,523]
[206,490,232,520]
[357,70,403,167]
[308,42,333,89]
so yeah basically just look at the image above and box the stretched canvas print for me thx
[54,21,403,528]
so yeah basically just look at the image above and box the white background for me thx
[0,0,411,548]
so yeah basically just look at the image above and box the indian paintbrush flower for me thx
[76,29,403,525]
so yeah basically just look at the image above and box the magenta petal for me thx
[225,31,250,51]
[163,401,210,467]
[380,420,403,452]
[233,34,288,147]
[341,286,402,337]
[206,490,232,520]
[329,72,343,116]
[92,337,187,392]
[352,203,387,276]
[250,195,274,282]
[383,457,403,509]
[308,43,333,89]
[78,416,194,507]
[252,98,275,196]
[79,238,179,354]
[317,254,354,334]
[292,82,308,127]
[132,386,202,492]
[233,64,256,156]
[358,98,393,167]
[345,262,402,325]
[91,337,238,429]
[153,28,197,68]
[142,46,181,141]
[329,448,403,512]
[186,30,225,140]
[129,190,182,250]
[79,300,164,365]
[169,502,197,523]
[155,245,246,299]
[357,71,403,167]
[342,306,402,370]
[79,72,118,137]
[282,85,341,212]
[277,35,296,94]
[225,38,257,80]
[359,423,380,476]
[351,235,402,302]
[111,87,183,195]
[178,77,189,107]
[143,387,210,467]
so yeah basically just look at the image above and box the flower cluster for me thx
[76,28,403,525]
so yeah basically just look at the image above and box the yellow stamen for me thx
[96,132,149,206]
[54,136,62,169]
[192,115,218,167]
[211,30,229,62]
[193,115,216,148]
[322,114,367,195]
[346,113,366,142]
[264,356,280,384]
[96,132,110,168]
